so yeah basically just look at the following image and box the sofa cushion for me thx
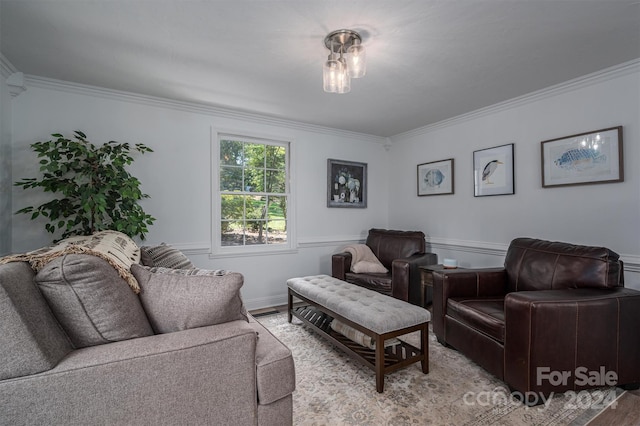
[0,262,73,380]
[35,254,154,348]
[247,315,296,405]
[447,297,505,342]
[131,265,248,334]
[140,243,194,269]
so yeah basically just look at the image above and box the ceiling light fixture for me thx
[323,29,366,94]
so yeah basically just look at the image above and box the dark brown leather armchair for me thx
[433,237,640,403]
[332,228,437,306]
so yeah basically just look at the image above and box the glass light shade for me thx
[346,41,366,78]
[336,57,351,93]
[323,56,343,93]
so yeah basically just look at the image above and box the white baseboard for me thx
[244,293,288,311]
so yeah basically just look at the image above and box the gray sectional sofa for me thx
[0,248,295,425]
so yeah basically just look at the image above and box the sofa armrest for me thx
[432,268,507,341]
[0,320,260,425]
[331,252,352,281]
[504,288,640,394]
[391,252,438,304]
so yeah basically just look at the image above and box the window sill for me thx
[209,247,298,259]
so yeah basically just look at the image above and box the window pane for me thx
[267,196,287,221]
[244,168,264,192]
[266,220,287,245]
[220,166,243,191]
[221,194,244,220]
[221,221,244,246]
[220,140,244,166]
[244,143,265,167]
[266,145,285,169]
[266,170,286,193]
[245,221,266,245]
[246,195,266,220]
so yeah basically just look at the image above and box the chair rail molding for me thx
[426,236,509,257]
[426,236,640,273]
[297,234,365,248]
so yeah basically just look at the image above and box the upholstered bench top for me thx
[287,274,430,334]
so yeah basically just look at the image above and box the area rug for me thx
[257,313,622,426]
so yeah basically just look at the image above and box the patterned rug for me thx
[257,313,622,426]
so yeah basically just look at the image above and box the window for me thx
[216,134,291,252]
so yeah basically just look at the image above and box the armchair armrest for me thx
[0,320,259,425]
[391,252,438,304]
[504,288,640,394]
[432,268,507,341]
[331,252,352,281]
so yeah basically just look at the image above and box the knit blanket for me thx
[0,230,141,292]
[343,244,388,274]
[330,319,400,349]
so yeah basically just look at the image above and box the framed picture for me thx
[541,126,623,188]
[473,143,515,197]
[327,159,367,208]
[417,158,454,196]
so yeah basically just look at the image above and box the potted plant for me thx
[15,131,155,241]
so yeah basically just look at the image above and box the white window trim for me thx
[210,127,297,257]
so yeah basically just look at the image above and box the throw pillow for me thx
[139,243,194,269]
[35,254,154,348]
[139,248,154,267]
[131,264,248,334]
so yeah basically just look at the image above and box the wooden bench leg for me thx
[287,290,293,323]
[375,335,385,393]
[421,322,429,374]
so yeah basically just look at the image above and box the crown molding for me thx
[22,74,387,144]
[0,53,17,79]
[6,72,26,97]
[391,58,640,142]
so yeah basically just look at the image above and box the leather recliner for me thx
[332,228,437,306]
[432,237,640,402]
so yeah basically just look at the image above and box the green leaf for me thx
[15,131,155,240]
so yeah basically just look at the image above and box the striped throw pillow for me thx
[140,243,194,269]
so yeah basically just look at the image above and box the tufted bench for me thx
[287,274,430,392]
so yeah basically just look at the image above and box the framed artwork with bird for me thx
[473,143,514,196]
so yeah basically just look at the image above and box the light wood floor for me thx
[250,305,639,423]
[587,388,640,425]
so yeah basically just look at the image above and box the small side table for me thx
[419,264,464,307]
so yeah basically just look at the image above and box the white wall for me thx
[0,59,14,256]
[10,81,390,308]
[388,62,640,289]
[9,62,640,305]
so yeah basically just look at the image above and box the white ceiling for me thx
[2,1,639,137]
